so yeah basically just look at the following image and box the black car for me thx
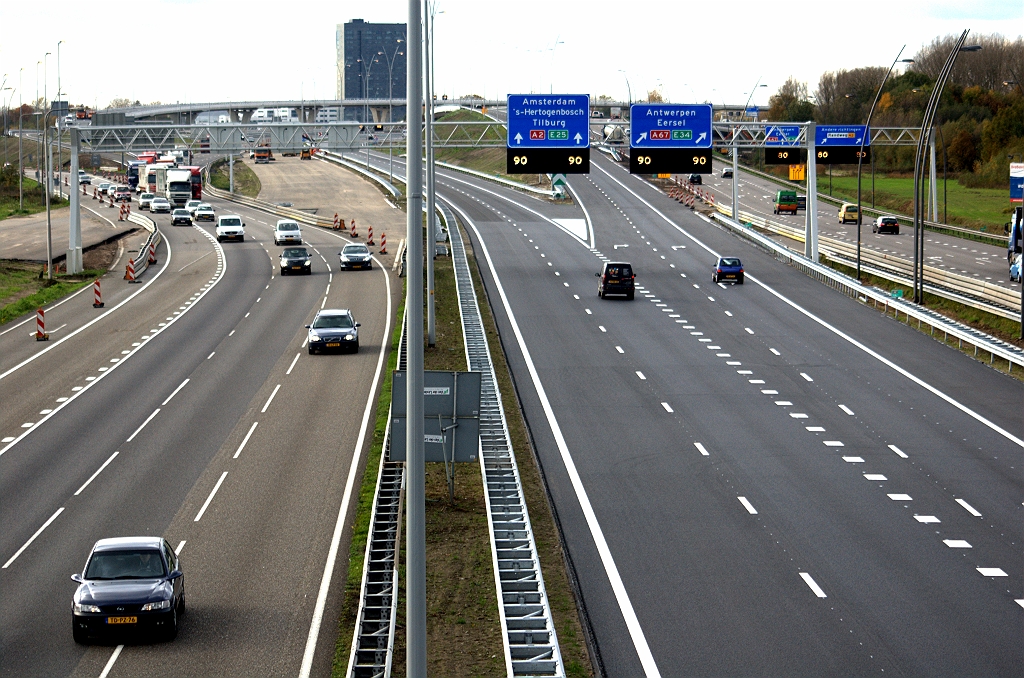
[306,309,360,354]
[596,262,635,299]
[280,247,312,275]
[71,536,185,643]
[688,173,702,185]
[170,209,192,226]
[339,243,373,270]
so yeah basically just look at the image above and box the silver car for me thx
[339,243,372,270]
[151,197,171,213]
[138,193,156,210]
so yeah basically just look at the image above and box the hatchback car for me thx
[171,209,192,226]
[194,204,215,221]
[721,168,734,178]
[280,247,312,275]
[138,193,156,210]
[688,173,702,185]
[151,197,171,213]
[339,243,372,270]
[274,220,302,245]
[873,215,900,234]
[306,309,360,354]
[712,256,744,284]
[596,262,635,299]
[838,203,859,224]
[71,536,185,643]
[185,200,202,216]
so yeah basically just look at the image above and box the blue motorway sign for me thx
[765,124,801,146]
[1011,162,1023,203]
[506,94,590,148]
[629,104,712,148]
[816,125,870,146]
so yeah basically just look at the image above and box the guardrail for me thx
[126,211,161,279]
[704,210,1024,372]
[203,180,335,228]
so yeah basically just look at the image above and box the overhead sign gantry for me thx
[628,104,713,174]
[506,94,590,173]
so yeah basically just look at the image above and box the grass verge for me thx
[209,158,261,198]
[0,260,106,324]
[1,177,68,220]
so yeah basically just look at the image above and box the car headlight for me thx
[309,333,320,341]
[141,599,171,611]
[304,260,311,266]
[340,255,350,262]
[344,334,355,340]
[74,602,101,613]
[280,259,287,266]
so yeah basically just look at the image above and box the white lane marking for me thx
[599,325,607,332]
[727,361,742,365]
[749,379,765,384]
[694,442,709,456]
[799,572,827,598]
[737,370,753,375]
[233,422,259,459]
[126,409,161,443]
[737,496,758,514]
[839,404,855,415]
[888,444,908,458]
[864,474,888,481]
[977,568,1007,577]
[229,330,236,337]
[207,351,215,360]
[800,373,813,382]
[823,441,844,447]
[1017,600,1024,609]
[744,327,754,334]
[161,379,190,406]
[661,402,674,412]
[888,493,912,501]
[806,426,825,431]
[615,346,624,354]
[842,456,865,463]
[261,385,281,413]
[256,297,261,303]
[789,413,808,418]
[321,297,327,309]
[944,539,972,548]
[761,389,778,394]
[194,471,228,521]
[636,371,647,380]
[97,645,124,678]
[915,515,940,523]
[2,507,64,568]
[175,540,186,556]
[299,249,393,678]
[956,498,982,517]
[573,294,580,300]
[770,348,781,356]
[452,203,663,678]
[585,309,592,315]
[74,451,119,496]
[286,352,300,375]
[594,161,1024,450]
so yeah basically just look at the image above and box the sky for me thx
[1,0,1021,111]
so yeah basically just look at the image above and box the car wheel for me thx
[895,229,899,235]
[872,226,877,234]
[217,236,223,242]
[627,290,635,300]
[737,275,744,285]
[281,269,287,276]
[72,619,89,645]
[165,607,178,641]
[352,341,359,353]
[306,269,312,275]
[712,274,717,283]
[308,346,315,355]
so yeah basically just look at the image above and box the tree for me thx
[646,89,664,103]
[106,97,132,109]
[815,67,887,124]
[947,129,979,171]
[767,77,814,121]
[913,34,1024,91]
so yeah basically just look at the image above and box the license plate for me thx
[725,274,736,278]
[292,266,302,269]
[107,616,137,624]
[352,264,362,269]
[608,279,618,284]
[327,342,340,347]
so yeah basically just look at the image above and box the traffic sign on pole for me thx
[815,125,869,147]
[628,104,712,174]
[764,124,801,146]
[507,94,590,173]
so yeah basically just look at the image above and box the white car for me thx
[138,193,156,210]
[151,197,171,213]
[185,200,202,216]
[216,215,245,242]
[98,182,112,195]
[194,204,215,222]
[273,220,302,245]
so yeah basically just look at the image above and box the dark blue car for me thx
[71,536,185,643]
[712,257,744,284]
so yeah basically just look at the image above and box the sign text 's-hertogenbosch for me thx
[629,104,712,148]
[507,95,590,148]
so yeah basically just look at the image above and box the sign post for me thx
[628,104,712,174]
[506,94,590,173]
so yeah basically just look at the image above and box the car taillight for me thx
[716,268,722,273]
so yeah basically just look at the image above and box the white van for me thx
[216,215,245,242]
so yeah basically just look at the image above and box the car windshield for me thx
[221,218,241,226]
[605,265,632,278]
[343,245,368,255]
[720,258,742,267]
[85,549,166,580]
[154,199,168,203]
[278,223,299,231]
[283,248,308,258]
[173,210,189,215]
[313,315,354,329]
[187,202,200,207]
[141,194,154,199]
[198,204,212,210]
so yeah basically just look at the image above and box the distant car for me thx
[98,182,111,195]
[712,256,744,284]
[1010,253,1022,283]
[194,204,215,222]
[138,193,156,210]
[688,173,702,185]
[873,215,900,234]
[185,200,202,216]
[71,536,185,643]
[114,186,132,203]
[838,203,859,224]
[339,243,372,270]
[306,309,360,354]
[171,209,192,226]
[151,197,171,213]
[280,247,312,275]
[273,220,302,245]
[721,168,734,178]
[78,170,89,184]
[596,261,635,299]
[216,215,245,242]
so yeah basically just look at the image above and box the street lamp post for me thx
[742,78,767,121]
[379,40,404,185]
[855,48,913,280]
[618,70,632,110]
[19,67,24,211]
[44,51,53,280]
[56,41,63,200]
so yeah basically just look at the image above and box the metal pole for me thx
[68,126,81,273]
[228,154,234,193]
[57,41,63,200]
[806,122,818,262]
[406,0,426,674]
[929,133,938,222]
[19,68,24,211]
[43,54,52,280]
[731,130,738,220]
[426,0,436,347]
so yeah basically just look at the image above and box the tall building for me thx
[336,19,407,121]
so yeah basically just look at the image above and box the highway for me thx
[0,168,399,676]
[358,147,1022,675]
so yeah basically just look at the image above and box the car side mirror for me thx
[594,272,600,277]
[243,223,246,227]
[71,573,83,583]
[355,323,361,327]
[168,570,183,581]
[304,325,311,329]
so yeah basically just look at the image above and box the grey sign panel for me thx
[390,370,481,463]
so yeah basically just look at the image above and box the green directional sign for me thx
[671,130,692,141]
[548,130,569,141]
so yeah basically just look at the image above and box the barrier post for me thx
[148,241,157,265]
[109,195,115,208]
[367,226,375,246]
[35,308,49,341]
[350,219,357,237]
[93,279,104,308]
[125,258,136,282]
[334,212,340,230]
[379,232,387,254]
[118,204,125,221]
